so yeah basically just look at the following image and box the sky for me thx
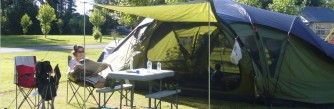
[75,0,94,15]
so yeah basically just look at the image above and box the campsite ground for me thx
[0,35,311,109]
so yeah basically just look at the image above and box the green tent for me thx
[99,0,334,105]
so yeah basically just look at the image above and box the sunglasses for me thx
[77,51,84,53]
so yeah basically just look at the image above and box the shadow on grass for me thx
[1,35,68,47]
[133,90,208,109]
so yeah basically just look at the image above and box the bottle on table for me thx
[147,58,152,73]
[157,59,161,72]
[130,57,133,70]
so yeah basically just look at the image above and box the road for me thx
[0,44,106,54]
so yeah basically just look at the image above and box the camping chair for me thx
[66,55,99,107]
[13,56,38,109]
[35,62,61,109]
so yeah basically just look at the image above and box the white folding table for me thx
[107,69,174,109]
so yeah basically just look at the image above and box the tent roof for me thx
[95,0,334,59]
[94,2,216,22]
[213,0,334,60]
[300,6,334,23]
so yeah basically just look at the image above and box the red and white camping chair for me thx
[13,56,38,109]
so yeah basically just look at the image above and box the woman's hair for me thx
[72,45,84,57]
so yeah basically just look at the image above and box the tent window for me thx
[230,23,264,73]
[257,25,286,77]
[231,23,287,78]
[262,38,282,77]
[210,33,240,91]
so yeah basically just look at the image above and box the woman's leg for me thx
[94,78,106,88]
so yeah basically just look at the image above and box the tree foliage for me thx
[235,0,262,8]
[89,8,106,42]
[1,0,40,35]
[37,3,56,38]
[324,0,334,9]
[56,19,64,34]
[92,26,102,40]
[105,0,164,29]
[165,0,187,4]
[20,13,33,35]
[63,0,77,34]
[1,15,8,30]
[267,0,307,15]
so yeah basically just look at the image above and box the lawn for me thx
[0,35,310,109]
[0,35,124,47]
[0,49,209,109]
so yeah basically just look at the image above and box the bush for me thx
[93,27,102,40]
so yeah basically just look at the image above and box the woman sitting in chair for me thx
[68,45,113,88]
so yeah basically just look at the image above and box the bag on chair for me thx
[36,61,61,101]
[16,65,36,88]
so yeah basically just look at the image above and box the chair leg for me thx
[17,87,35,109]
[68,82,82,104]
[67,80,69,103]
[68,82,86,107]
[84,87,98,105]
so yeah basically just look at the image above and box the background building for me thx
[300,6,334,39]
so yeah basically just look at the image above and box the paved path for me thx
[0,44,106,54]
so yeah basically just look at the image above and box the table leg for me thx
[120,80,123,109]
[131,80,135,109]
[148,81,152,109]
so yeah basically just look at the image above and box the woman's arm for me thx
[68,58,79,72]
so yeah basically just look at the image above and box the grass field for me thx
[0,35,122,47]
[0,35,310,109]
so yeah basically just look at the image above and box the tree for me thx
[267,0,307,15]
[92,26,102,41]
[1,15,8,33]
[69,17,79,34]
[165,0,187,4]
[235,0,262,8]
[56,19,64,34]
[324,0,334,9]
[20,13,33,35]
[306,0,326,7]
[89,8,106,42]
[37,3,56,38]
[63,0,76,34]
[107,0,164,29]
[2,0,40,35]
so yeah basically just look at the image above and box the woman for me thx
[68,45,110,88]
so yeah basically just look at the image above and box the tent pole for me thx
[83,1,86,108]
[208,1,211,109]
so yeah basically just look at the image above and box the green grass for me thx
[0,35,124,47]
[0,49,203,109]
[0,49,310,109]
[0,35,311,109]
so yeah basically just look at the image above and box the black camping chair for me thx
[66,55,100,108]
[36,62,61,108]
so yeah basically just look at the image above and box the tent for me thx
[97,0,334,105]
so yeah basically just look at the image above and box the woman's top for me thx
[68,57,82,73]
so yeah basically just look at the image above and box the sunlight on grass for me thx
[0,49,202,109]
[0,40,311,109]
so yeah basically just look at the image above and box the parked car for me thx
[116,26,131,35]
